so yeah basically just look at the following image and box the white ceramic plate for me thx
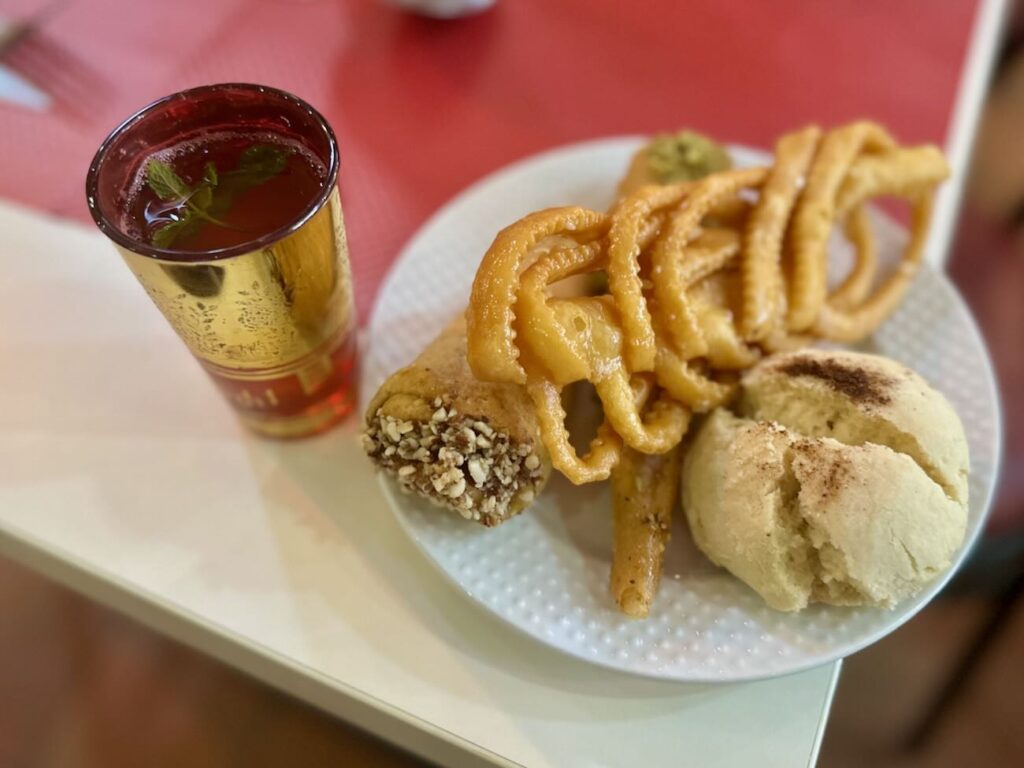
[361,138,1001,682]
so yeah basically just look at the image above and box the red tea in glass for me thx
[87,84,357,438]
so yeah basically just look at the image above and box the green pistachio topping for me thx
[646,130,732,184]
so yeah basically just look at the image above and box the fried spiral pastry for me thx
[513,219,691,482]
[466,121,949,482]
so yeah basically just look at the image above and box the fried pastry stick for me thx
[362,317,551,526]
[610,443,683,617]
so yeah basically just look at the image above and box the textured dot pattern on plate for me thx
[361,139,1001,682]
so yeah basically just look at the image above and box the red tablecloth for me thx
[0,0,979,321]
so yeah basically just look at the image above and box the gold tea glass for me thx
[86,84,356,438]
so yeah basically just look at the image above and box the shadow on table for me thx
[238,427,748,724]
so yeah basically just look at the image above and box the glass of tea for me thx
[86,83,356,438]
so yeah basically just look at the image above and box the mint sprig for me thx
[146,161,192,200]
[145,144,290,249]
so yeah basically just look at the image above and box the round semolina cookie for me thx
[682,349,969,612]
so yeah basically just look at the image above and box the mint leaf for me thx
[234,145,288,184]
[146,160,193,201]
[146,145,290,248]
[152,215,199,248]
[206,145,291,219]
[193,184,214,210]
[188,162,217,210]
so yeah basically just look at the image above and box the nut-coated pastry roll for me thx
[362,316,551,526]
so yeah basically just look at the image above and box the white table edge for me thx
[0,522,519,768]
[808,661,842,767]
[1,519,844,768]
[928,0,1009,268]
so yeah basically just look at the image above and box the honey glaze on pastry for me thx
[467,122,949,482]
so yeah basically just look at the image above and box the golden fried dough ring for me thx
[648,296,737,411]
[527,377,620,484]
[814,191,935,340]
[760,329,815,354]
[683,270,760,369]
[651,169,763,357]
[464,122,949,485]
[836,146,950,216]
[596,369,691,455]
[526,373,681,483]
[741,125,821,341]
[788,121,896,331]
[467,207,607,384]
[816,145,949,339]
[607,184,690,371]
[828,205,877,311]
[658,227,747,366]
[516,242,606,383]
[654,346,737,412]
[692,299,762,369]
[517,242,689,464]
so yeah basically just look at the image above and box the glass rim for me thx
[85,82,340,263]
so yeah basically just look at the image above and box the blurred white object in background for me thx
[0,63,50,110]
[0,10,48,111]
[386,0,495,19]
[0,8,58,110]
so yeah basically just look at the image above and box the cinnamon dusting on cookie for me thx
[778,356,895,405]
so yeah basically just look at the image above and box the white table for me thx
[0,201,841,766]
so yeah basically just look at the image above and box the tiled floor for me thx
[821,594,1024,767]
[0,557,425,768]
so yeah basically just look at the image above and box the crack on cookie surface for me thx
[774,441,873,608]
[741,384,963,505]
